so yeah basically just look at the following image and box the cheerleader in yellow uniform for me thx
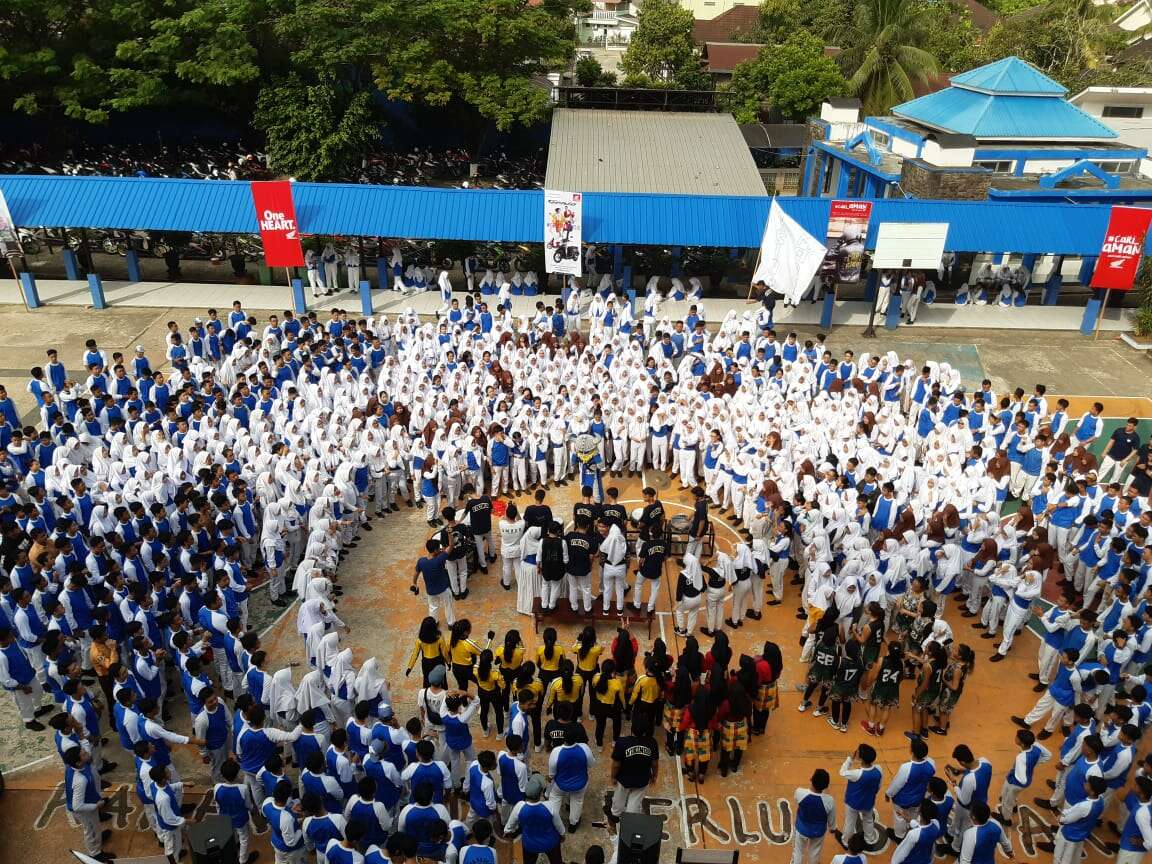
[572,626,602,719]
[544,660,585,718]
[406,616,450,685]
[475,649,505,737]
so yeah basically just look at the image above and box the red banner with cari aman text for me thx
[251,181,305,267]
[1090,205,1152,291]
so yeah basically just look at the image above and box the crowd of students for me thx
[0,288,1150,864]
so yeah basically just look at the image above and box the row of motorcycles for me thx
[14,228,265,262]
[1,143,545,189]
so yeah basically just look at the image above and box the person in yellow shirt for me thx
[628,656,663,735]
[590,659,625,747]
[544,661,585,717]
[406,616,449,685]
[536,627,565,692]
[495,630,525,711]
[572,627,603,719]
[474,649,505,737]
[447,619,487,690]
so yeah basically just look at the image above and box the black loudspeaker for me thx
[617,813,664,864]
[187,814,239,864]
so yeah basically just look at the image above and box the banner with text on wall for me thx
[544,190,582,277]
[820,199,872,282]
[251,180,305,267]
[1090,205,1152,290]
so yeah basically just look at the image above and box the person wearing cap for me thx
[504,775,566,864]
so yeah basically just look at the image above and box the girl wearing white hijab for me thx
[674,553,705,636]
[295,669,335,738]
[353,656,392,718]
[729,543,757,627]
[266,668,298,730]
[328,648,357,726]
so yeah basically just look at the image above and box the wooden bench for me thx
[530,598,655,638]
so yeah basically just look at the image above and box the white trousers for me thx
[732,579,752,622]
[676,450,697,486]
[997,603,1030,655]
[541,579,565,610]
[1024,691,1069,732]
[1052,834,1084,864]
[427,590,457,626]
[842,806,878,844]
[76,809,102,854]
[675,594,702,633]
[790,833,824,864]
[1098,455,1132,485]
[549,785,588,827]
[568,572,593,612]
[8,680,44,722]
[446,558,469,594]
[610,783,646,817]
[650,437,670,471]
[705,585,727,632]
[602,563,627,611]
[502,554,520,588]
[307,268,323,296]
[998,779,1023,822]
[633,576,661,612]
[346,265,360,291]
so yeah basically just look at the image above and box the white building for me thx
[576,0,638,47]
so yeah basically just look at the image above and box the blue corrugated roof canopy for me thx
[0,174,1121,256]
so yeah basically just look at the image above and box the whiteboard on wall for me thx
[872,222,950,269]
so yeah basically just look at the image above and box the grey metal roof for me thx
[544,108,766,196]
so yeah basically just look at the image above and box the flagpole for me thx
[1094,288,1111,341]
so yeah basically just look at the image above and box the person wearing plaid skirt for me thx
[718,682,752,777]
[679,689,716,783]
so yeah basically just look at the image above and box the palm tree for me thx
[840,0,939,115]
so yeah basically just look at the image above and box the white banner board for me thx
[872,222,950,269]
[544,190,582,276]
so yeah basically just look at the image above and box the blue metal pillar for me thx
[621,264,633,293]
[613,245,624,279]
[820,289,835,330]
[836,164,852,198]
[670,247,682,278]
[1081,288,1105,335]
[359,279,373,316]
[884,291,902,329]
[125,250,142,283]
[376,257,386,289]
[802,150,817,198]
[1043,256,1064,305]
[87,273,107,310]
[291,278,307,314]
[627,289,637,318]
[20,272,41,309]
[865,268,878,301]
[62,248,80,280]
[1078,255,1098,286]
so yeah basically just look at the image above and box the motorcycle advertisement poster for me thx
[820,199,872,282]
[544,190,582,277]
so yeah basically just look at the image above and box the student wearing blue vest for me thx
[946,745,993,854]
[497,734,528,822]
[792,768,835,864]
[400,739,453,804]
[303,750,348,815]
[151,762,187,864]
[193,687,233,782]
[398,782,452,858]
[505,775,566,864]
[63,746,112,861]
[459,819,497,864]
[326,821,366,864]
[957,801,1012,864]
[463,750,500,827]
[0,625,51,729]
[1037,774,1107,864]
[64,678,115,774]
[264,778,307,864]
[1115,774,1152,863]
[214,758,260,864]
[344,777,393,850]
[830,832,867,864]
[890,799,942,864]
[548,726,596,830]
[236,705,302,814]
[1033,703,1097,810]
[996,729,1050,826]
[837,743,882,847]
[886,737,936,841]
[301,792,347,864]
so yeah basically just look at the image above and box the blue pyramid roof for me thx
[949,56,1067,96]
[890,57,1117,140]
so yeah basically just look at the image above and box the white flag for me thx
[752,199,827,305]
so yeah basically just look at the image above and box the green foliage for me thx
[619,0,710,89]
[756,0,857,45]
[839,0,940,114]
[254,74,380,181]
[725,32,849,122]
[982,0,1044,13]
[918,1,983,73]
[575,55,617,87]
[978,0,1141,92]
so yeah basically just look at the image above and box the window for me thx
[1094,160,1134,174]
[1102,105,1144,119]
[868,129,891,149]
[973,160,1013,173]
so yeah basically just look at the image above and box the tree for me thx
[619,0,710,89]
[575,55,618,87]
[917,1,983,73]
[839,0,940,114]
[977,0,1135,91]
[755,0,856,46]
[253,74,380,181]
[725,32,848,122]
[274,0,582,153]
